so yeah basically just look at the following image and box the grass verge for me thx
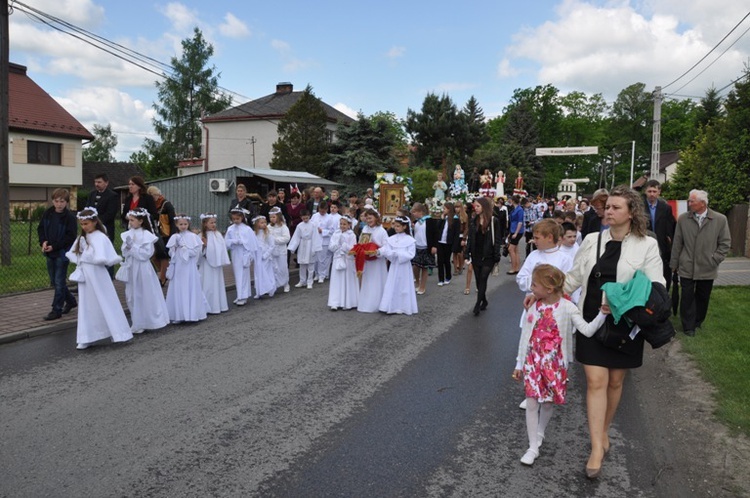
[678,286,750,437]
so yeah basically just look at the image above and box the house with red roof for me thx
[8,62,94,209]
[183,82,354,176]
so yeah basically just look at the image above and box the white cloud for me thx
[386,46,406,58]
[505,0,750,99]
[497,58,520,78]
[333,103,358,119]
[159,2,199,32]
[219,13,250,39]
[11,0,105,28]
[270,39,317,72]
[54,87,156,160]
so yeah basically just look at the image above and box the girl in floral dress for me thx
[512,264,609,466]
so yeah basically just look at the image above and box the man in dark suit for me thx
[643,180,677,290]
[87,173,120,278]
[87,173,120,243]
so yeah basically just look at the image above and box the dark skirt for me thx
[412,248,436,269]
[575,331,644,369]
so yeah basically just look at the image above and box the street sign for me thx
[535,146,599,156]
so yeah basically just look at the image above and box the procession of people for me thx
[36,167,729,480]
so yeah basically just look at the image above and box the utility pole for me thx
[249,136,256,168]
[651,86,662,180]
[1,0,11,266]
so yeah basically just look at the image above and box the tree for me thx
[83,124,118,162]
[606,83,653,183]
[270,85,329,177]
[141,27,231,178]
[405,93,461,169]
[457,96,488,160]
[326,112,399,189]
[501,99,543,193]
[695,86,724,129]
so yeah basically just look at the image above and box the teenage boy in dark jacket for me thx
[37,188,78,320]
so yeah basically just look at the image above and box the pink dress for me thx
[523,301,567,404]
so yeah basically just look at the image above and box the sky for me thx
[8,0,750,161]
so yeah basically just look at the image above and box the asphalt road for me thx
[0,272,693,497]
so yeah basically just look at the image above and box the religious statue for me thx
[515,171,524,191]
[432,172,447,201]
[495,170,505,198]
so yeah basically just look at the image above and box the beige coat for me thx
[670,209,731,280]
[565,230,665,312]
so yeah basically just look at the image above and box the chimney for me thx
[276,82,293,95]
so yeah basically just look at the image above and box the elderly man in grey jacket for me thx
[670,189,731,336]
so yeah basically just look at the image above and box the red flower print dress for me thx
[523,301,568,404]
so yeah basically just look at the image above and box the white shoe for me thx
[76,343,90,350]
[307,283,313,289]
[330,307,338,311]
[519,399,527,410]
[132,329,145,335]
[318,277,325,283]
[444,279,451,285]
[236,299,247,306]
[284,284,290,293]
[437,281,444,287]
[295,282,305,288]
[520,449,538,466]
[233,298,238,304]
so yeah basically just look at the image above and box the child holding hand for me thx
[512,264,608,466]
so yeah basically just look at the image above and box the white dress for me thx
[516,247,574,327]
[199,230,230,314]
[268,223,291,288]
[356,225,389,313]
[328,229,359,309]
[119,228,169,332]
[253,231,277,298]
[287,221,322,264]
[379,233,418,315]
[225,223,258,301]
[66,231,133,346]
[165,231,208,322]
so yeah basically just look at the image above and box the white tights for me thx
[525,398,555,452]
[298,263,313,284]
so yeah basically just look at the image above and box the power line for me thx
[661,10,750,90]
[668,22,750,96]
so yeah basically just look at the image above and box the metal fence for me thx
[0,205,124,296]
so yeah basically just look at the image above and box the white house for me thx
[182,82,354,176]
[8,63,94,209]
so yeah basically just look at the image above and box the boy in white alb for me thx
[288,210,322,289]
[311,201,336,283]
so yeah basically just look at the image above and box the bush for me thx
[406,167,441,204]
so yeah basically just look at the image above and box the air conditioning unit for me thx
[209,178,229,193]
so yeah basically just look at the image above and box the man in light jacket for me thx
[670,189,731,336]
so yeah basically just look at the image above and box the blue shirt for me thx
[510,206,525,234]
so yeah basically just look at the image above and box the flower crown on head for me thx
[341,215,354,225]
[200,213,217,220]
[174,215,191,221]
[251,215,265,225]
[230,207,250,216]
[126,207,150,219]
[269,206,282,215]
[77,207,99,220]
[395,215,411,225]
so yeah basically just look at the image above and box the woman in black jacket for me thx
[435,201,461,285]
[121,176,157,228]
[466,196,502,315]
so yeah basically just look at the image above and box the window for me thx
[27,141,62,165]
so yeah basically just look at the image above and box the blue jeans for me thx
[46,255,76,314]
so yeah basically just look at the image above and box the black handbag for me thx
[592,232,640,355]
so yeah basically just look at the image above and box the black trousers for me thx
[679,277,714,331]
[472,262,493,307]
[436,243,453,283]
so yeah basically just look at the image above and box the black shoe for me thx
[62,301,77,315]
[44,311,62,321]
[480,299,488,311]
[473,303,481,316]
[684,329,696,337]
